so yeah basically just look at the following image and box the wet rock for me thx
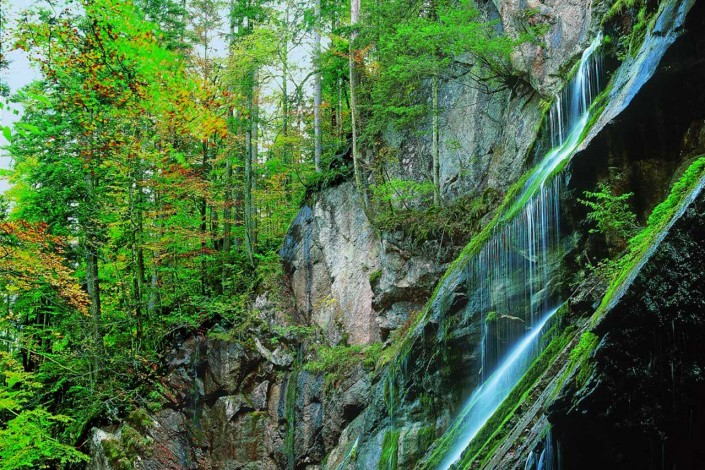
[252,381,270,410]
[254,337,294,368]
[552,184,705,469]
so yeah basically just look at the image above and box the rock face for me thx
[98,335,281,470]
[551,184,705,469]
[501,0,597,93]
[277,0,600,348]
[281,183,381,346]
[87,0,705,468]
[387,0,602,203]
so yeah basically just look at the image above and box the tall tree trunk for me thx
[148,189,162,316]
[244,70,257,266]
[335,0,343,142]
[252,68,259,246]
[349,0,366,208]
[313,0,322,172]
[282,3,290,168]
[222,138,233,290]
[200,139,209,295]
[85,167,102,382]
[432,72,441,206]
[134,163,146,339]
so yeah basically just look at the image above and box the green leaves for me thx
[365,0,516,137]
[0,354,88,469]
[579,182,639,253]
[0,409,89,469]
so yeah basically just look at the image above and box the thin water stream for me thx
[436,33,604,469]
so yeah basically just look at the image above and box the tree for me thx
[366,0,516,206]
[0,222,89,468]
[0,353,89,469]
[313,0,322,172]
[349,0,367,208]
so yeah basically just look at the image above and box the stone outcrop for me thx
[551,181,705,469]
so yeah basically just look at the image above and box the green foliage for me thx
[593,156,705,321]
[603,0,658,60]
[303,342,384,385]
[579,182,639,254]
[372,178,435,207]
[1,0,310,463]
[575,181,640,295]
[373,187,501,245]
[300,149,354,202]
[364,0,519,137]
[369,269,382,285]
[0,354,88,469]
[568,331,599,387]
[379,429,400,469]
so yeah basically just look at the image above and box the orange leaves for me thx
[0,221,89,314]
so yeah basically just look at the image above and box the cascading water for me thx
[511,33,603,217]
[436,33,604,469]
[536,431,558,470]
[438,308,558,469]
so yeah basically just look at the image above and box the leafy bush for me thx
[579,182,639,255]
[0,353,88,469]
[372,178,435,208]
[303,342,384,385]
[374,188,501,246]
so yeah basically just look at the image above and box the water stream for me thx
[438,307,558,469]
[436,33,604,469]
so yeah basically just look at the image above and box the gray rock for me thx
[254,337,294,367]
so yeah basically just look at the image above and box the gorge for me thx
[1,0,705,468]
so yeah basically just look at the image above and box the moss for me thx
[101,439,132,470]
[485,311,497,323]
[461,331,570,467]
[604,0,643,23]
[304,342,383,386]
[603,0,662,60]
[369,269,382,285]
[372,141,569,394]
[580,79,614,141]
[372,188,502,247]
[299,148,354,204]
[570,331,598,362]
[592,156,705,324]
[418,324,569,469]
[379,429,401,470]
[418,425,437,449]
[101,426,153,470]
[285,369,298,470]
[126,408,152,430]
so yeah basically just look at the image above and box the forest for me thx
[1,0,705,468]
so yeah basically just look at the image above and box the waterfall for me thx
[536,431,556,470]
[436,33,603,469]
[439,308,558,469]
[475,177,562,380]
[335,437,360,470]
[512,33,603,217]
[548,34,602,149]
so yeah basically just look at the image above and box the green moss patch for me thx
[592,156,705,324]
[379,429,401,470]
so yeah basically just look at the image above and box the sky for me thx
[1,0,41,193]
